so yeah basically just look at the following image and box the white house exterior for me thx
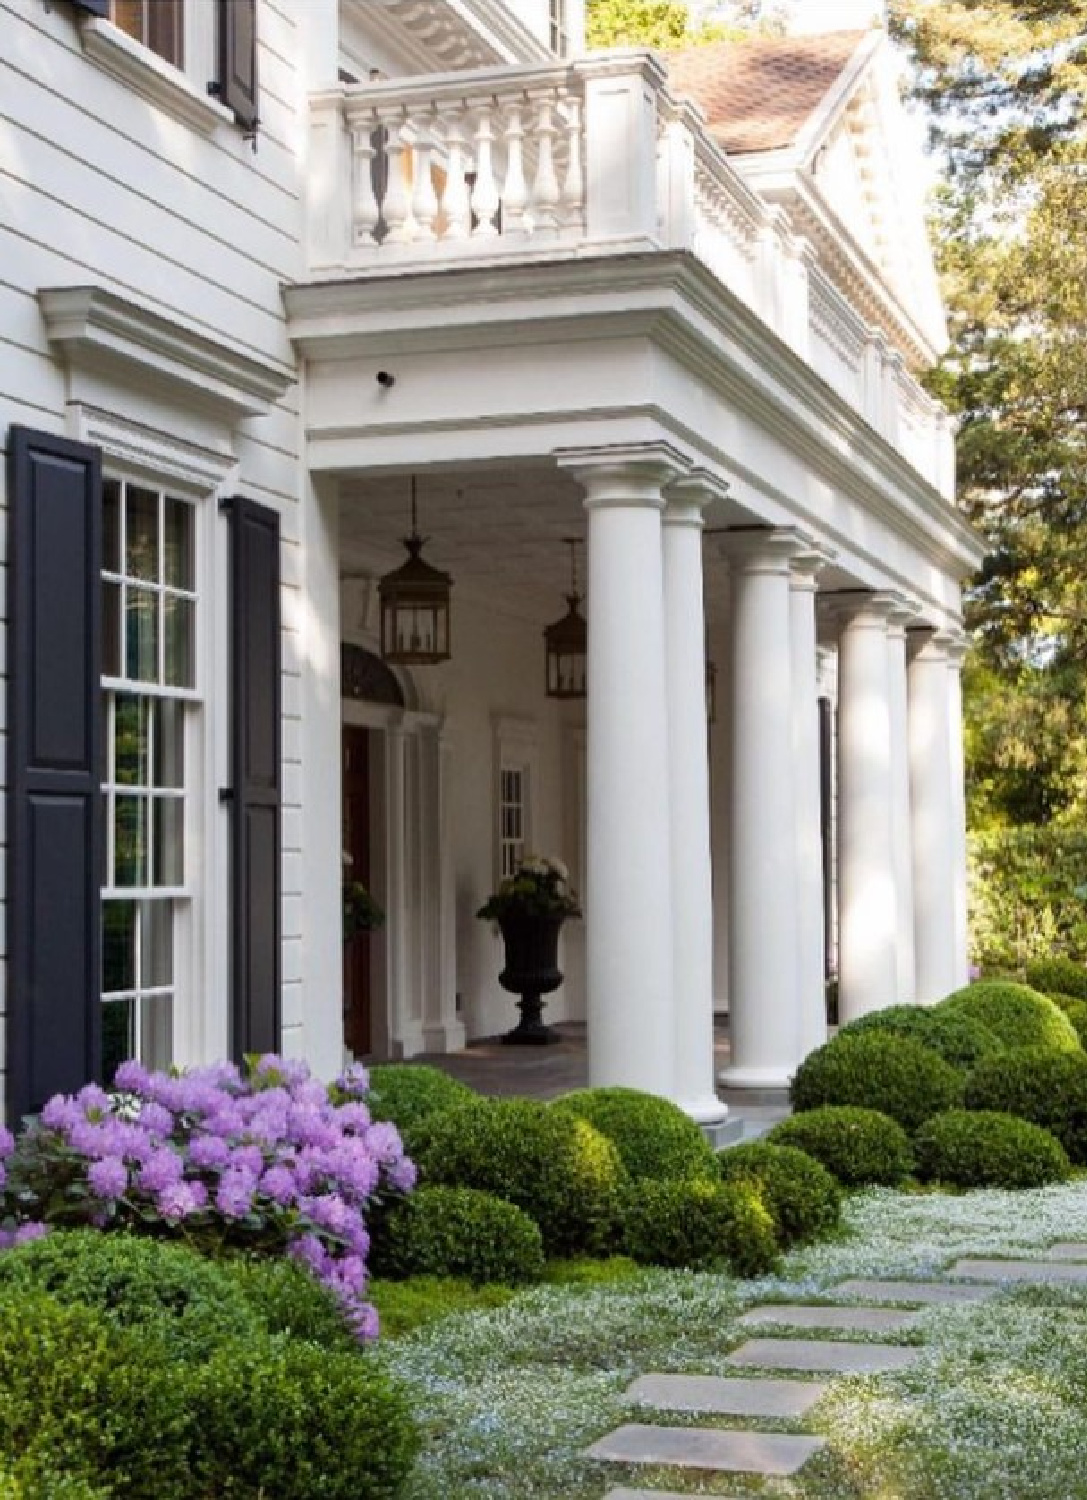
[0,0,982,1126]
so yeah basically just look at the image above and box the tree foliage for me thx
[586,0,782,50]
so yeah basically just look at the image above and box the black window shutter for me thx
[70,1,110,16]
[7,427,103,1123]
[218,0,259,133]
[224,496,281,1060]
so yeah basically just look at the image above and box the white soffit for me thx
[364,0,550,68]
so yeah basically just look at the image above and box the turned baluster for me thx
[351,121,381,247]
[411,120,439,242]
[470,104,501,238]
[529,92,560,233]
[440,107,472,241]
[379,110,413,244]
[558,92,584,231]
[501,100,529,236]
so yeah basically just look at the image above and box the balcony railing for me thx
[306,52,954,498]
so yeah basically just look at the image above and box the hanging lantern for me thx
[544,538,587,699]
[378,476,452,665]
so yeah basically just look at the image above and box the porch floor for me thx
[411,1019,791,1139]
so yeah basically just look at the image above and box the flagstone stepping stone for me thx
[832,1278,999,1305]
[738,1304,921,1333]
[1045,1243,1087,1261]
[951,1258,1087,1284]
[625,1372,827,1418]
[726,1338,922,1375]
[584,1423,824,1476]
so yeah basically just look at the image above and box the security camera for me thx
[376,370,396,388]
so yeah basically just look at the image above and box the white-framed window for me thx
[111,0,184,67]
[493,716,538,885]
[549,0,570,56]
[100,476,199,1079]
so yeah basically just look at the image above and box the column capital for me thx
[556,441,690,509]
[717,525,817,575]
[817,588,902,635]
[789,540,836,593]
[906,623,968,665]
[663,467,730,528]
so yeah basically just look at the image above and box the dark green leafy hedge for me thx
[1050,995,1087,1048]
[937,981,1081,1054]
[1026,956,1087,1000]
[767,1107,915,1186]
[411,1097,623,1255]
[370,1185,545,1285]
[790,1032,963,1132]
[964,1047,1087,1163]
[968,827,1087,972]
[362,1063,476,1152]
[218,1256,359,1352]
[914,1110,1071,1189]
[839,1004,1004,1071]
[717,1141,841,1247]
[620,1178,779,1277]
[550,1087,717,1182]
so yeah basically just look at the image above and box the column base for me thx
[422,1019,467,1053]
[675,1093,729,1127]
[718,1064,796,1093]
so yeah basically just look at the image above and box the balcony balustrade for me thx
[306,52,954,498]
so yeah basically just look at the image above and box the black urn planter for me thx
[497,912,567,1045]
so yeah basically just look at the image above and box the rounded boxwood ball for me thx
[364,1064,476,1152]
[717,1141,841,1247]
[915,1109,1070,1189]
[369,1185,545,1285]
[964,1046,1087,1163]
[790,1031,962,1132]
[839,1003,1003,1071]
[410,1097,623,1256]
[937,981,1081,1053]
[550,1087,717,1182]
[620,1178,779,1276]
[1046,995,1087,1048]
[767,1106,914,1186]
[1025,956,1087,1002]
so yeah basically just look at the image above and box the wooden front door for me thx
[342,725,372,1056]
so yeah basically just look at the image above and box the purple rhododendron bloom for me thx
[0,1128,14,1161]
[87,1156,129,1200]
[216,1169,257,1219]
[138,1148,184,1194]
[39,1095,82,1133]
[364,1121,403,1163]
[137,1102,175,1139]
[289,1232,331,1277]
[387,1155,418,1194]
[76,1083,112,1118]
[335,1062,370,1098]
[334,1101,371,1133]
[259,1164,297,1206]
[156,1180,206,1222]
[13,1222,48,1246]
[112,1060,151,1093]
[230,1144,266,1176]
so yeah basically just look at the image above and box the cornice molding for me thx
[39,286,295,422]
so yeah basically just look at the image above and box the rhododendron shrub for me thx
[0,1056,414,1342]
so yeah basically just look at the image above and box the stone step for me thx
[584,1423,824,1477]
[951,1258,1087,1285]
[832,1277,999,1305]
[625,1372,827,1419]
[1045,1243,1087,1261]
[738,1304,921,1334]
[726,1338,922,1376]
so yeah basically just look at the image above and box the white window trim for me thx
[492,715,539,888]
[79,12,232,136]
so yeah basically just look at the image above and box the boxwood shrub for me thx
[839,1003,1003,1071]
[914,1109,1071,1189]
[1025,956,1087,1001]
[219,1256,359,1352]
[410,1097,623,1255]
[717,1141,841,1247]
[964,1047,1087,1163]
[187,1335,419,1500]
[790,1031,963,1132]
[767,1106,914,1186]
[370,1185,545,1285]
[937,981,1081,1053]
[620,1178,779,1277]
[362,1063,476,1151]
[0,1231,262,1363]
[1047,995,1087,1048]
[550,1087,717,1182]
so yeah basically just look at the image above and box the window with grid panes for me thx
[549,0,570,55]
[111,0,184,67]
[101,478,197,1080]
[499,766,527,879]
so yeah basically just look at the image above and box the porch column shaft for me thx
[947,636,971,986]
[908,631,958,1001]
[663,476,726,1124]
[722,531,802,1088]
[790,555,828,1059]
[568,446,683,1097]
[887,604,918,1002]
[837,597,898,1021]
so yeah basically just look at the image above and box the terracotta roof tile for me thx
[665,30,867,155]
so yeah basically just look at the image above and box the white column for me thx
[836,595,898,1021]
[561,444,684,1098]
[886,598,918,1003]
[419,725,465,1052]
[946,632,971,986]
[662,472,727,1124]
[790,549,830,1059]
[720,530,804,1088]
[907,630,958,1001]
